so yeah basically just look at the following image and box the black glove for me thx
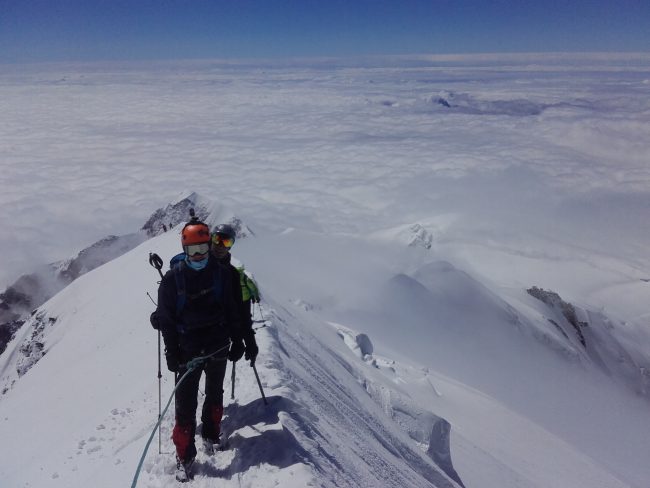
[150,311,160,330]
[165,347,180,372]
[228,339,245,362]
[243,331,259,364]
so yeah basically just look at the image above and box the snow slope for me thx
[1,200,648,487]
[0,191,252,361]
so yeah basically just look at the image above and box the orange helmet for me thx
[181,222,211,246]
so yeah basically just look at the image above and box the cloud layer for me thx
[1,55,649,289]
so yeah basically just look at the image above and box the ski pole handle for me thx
[149,253,164,279]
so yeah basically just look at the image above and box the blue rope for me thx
[131,343,230,488]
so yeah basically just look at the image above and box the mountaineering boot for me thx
[175,456,194,483]
[172,419,197,480]
[202,436,220,455]
[200,404,224,454]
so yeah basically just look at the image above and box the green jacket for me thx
[237,267,260,302]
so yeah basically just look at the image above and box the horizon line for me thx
[3,51,650,69]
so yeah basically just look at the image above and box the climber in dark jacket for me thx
[153,216,252,476]
[211,223,259,366]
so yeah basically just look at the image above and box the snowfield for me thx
[0,197,648,487]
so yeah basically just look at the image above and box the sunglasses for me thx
[212,233,234,248]
[185,242,210,256]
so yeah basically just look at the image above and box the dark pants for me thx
[172,357,228,461]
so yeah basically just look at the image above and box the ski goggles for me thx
[212,233,234,249]
[184,242,210,257]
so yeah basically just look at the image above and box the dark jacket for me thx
[217,253,254,333]
[156,255,244,364]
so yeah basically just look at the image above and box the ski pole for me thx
[148,253,165,453]
[251,363,268,405]
[157,332,162,454]
[231,361,236,400]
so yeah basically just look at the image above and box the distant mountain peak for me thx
[142,192,253,238]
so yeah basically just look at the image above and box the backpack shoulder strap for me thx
[170,252,186,268]
[172,260,187,315]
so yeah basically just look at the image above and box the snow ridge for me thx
[0,193,250,366]
[0,194,648,488]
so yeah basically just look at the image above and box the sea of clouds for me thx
[1,53,649,290]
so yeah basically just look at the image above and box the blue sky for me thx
[0,0,649,62]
